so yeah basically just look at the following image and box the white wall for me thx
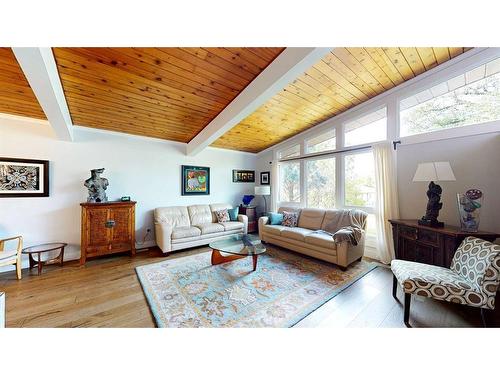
[0,116,257,270]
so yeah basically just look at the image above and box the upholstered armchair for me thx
[391,236,500,327]
[0,236,23,280]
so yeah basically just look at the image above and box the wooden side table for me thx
[389,219,500,267]
[22,242,67,276]
[239,205,257,233]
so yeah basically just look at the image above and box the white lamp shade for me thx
[413,162,456,182]
[254,185,271,195]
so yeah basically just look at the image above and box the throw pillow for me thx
[268,212,283,225]
[282,211,299,227]
[215,209,230,223]
[227,207,239,221]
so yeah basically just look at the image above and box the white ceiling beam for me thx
[186,47,332,156]
[12,47,73,141]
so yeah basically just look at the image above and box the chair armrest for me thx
[154,221,173,253]
[237,214,248,234]
[0,236,23,256]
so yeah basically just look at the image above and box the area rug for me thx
[136,248,377,327]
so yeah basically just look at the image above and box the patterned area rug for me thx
[136,248,377,327]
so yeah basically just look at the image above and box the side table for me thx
[22,242,67,276]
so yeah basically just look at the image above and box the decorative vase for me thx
[457,189,483,232]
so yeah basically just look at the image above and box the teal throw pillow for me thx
[228,207,239,221]
[268,212,283,225]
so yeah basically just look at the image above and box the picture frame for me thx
[0,157,49,198]
[181,165,210,195]
[260,171,270,185]
[232,169,255,183]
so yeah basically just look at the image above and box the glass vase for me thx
[457,193,483,232]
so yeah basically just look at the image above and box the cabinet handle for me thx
[105,220,115,228]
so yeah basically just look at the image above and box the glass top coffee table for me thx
[209,234,266,271]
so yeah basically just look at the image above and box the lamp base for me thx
[418,217,444,228]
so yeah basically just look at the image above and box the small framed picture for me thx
[232,170,255,183]
[260,171,270,185]
[182,165,210,195]
[0,157,49,197]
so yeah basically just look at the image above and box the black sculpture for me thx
[418,181,444,227]
[84,168,109,203]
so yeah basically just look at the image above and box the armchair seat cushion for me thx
[0,249,18,261]
[391,259,486,308]
[171,226,201,240]
[194,223,225,235]
[221,221,244,231]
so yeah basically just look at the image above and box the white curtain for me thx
[270,160,279,212]
[373,142,399,264]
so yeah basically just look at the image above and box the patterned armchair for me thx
[391,237,500,327]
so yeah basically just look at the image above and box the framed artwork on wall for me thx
[0,157,49,198]
[181,165,210,195]
[260,171,270,185]
[232,170,255,183]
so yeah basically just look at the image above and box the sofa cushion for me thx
[188,205,213,225]
[155,206,191,227]
[171,226,201,240]
[282,211,299,227]
[227,207,239,221]
[305,232,336,249]
[268,212,283,225]
[221,221,244,231]
[263,224,287,236]
[214,209,230,223]
[298,208,326,230]
[210,203,232,222]
[195,222,225,235]
[281,227,314,241]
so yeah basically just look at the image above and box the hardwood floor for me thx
[0,247,497,327]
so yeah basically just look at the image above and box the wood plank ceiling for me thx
[0,48,46,120]
[212,47,472,153]
[51,48,284,143]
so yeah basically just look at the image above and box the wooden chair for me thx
[391,236,500,327]
[0,236,23,280]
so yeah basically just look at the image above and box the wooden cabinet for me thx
[239,205,257,233]
[80,201,136,265]
[389,219,500,268]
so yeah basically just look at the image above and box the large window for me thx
[306,130,336,154]
[278,144,300,160]
[344,151,375,208]
[306,157,335,209]
[400,57,500,137]
[279,162,300,203]
[344,107,387,147]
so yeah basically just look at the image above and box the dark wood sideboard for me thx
[239,205,257,233]
[80,201,136,265]
[389,219,500,268]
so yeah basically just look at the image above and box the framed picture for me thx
[181,165,210,195]
[0,157,49,198]
[232,169,255,183]
[260,171,270,185]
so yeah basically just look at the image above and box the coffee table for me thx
[22,242,67,275]
[209,234,266,271]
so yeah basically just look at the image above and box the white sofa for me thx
[258,207,367,270]
[154,203,248,254]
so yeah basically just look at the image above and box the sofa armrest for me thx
[336,234,366,268]
[154,221,173,253]
[258,216,269,240]
[237,214,248,234]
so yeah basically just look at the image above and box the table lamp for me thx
[413,161,456,227]
[254,185,271,215]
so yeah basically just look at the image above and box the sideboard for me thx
[389,219,500,268]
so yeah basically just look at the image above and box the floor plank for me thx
[0,246,497,328]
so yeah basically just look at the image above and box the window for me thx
[344,107,387,147]
[400,57,500,137]
[306,130,336,154]
[306,157,335,209]
[344,151,375,207]
[278,144,300,160]
[279,162,300,203]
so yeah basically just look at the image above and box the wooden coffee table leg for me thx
[28,253,34,269]
[58,246,65,267]
[252,254,258,271]
[37,253,42,276]
[211,250,245,266]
